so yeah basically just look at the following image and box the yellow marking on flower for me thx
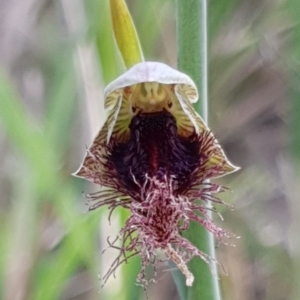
[131,82,169,113]
[110,0,144,69]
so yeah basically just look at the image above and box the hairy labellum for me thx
[76,110,236,289]
[101,175,233,289]
[83,111,235,288]
[73,62,239,291]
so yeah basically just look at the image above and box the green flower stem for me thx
[176,0,207,119]
[176,1,221,300]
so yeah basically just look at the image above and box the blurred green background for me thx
[0,0,299,299]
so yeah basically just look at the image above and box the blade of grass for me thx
[176,1,221,299]
[110,0,144,69]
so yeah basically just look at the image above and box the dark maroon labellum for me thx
[109,110,201,195]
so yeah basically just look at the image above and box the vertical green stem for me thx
[177,0,207,118]
[176,1,221,299]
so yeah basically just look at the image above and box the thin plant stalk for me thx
[176,0,222,299]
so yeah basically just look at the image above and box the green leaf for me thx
[110,0,144,69]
